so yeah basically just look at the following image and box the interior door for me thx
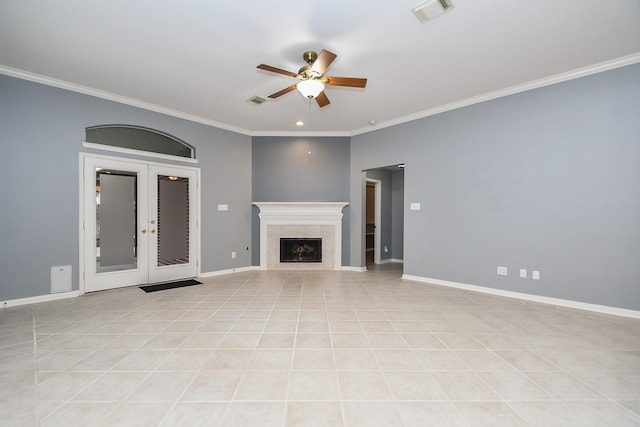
[83,156,197,292]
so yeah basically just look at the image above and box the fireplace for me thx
[252,202,348,270]
[280,238,322,263]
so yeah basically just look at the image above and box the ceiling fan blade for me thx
[310,49,337,76]
[268,84,298,99]
[257,64,298,78]
[315,91,330,108]
[322,76,367,88]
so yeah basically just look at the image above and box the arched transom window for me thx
[85,125,195,159]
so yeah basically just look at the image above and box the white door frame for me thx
[79,153,201,294]
[366,178,382,265]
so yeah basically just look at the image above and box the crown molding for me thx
[3,52,639,138]
[0,65,253,136]
[351,52,640,136]
[249,130,352,137]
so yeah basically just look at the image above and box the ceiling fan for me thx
[257,49,367,107]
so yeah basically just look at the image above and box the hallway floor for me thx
[1,264,639,426]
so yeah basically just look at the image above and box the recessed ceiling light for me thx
[296,121,304,126]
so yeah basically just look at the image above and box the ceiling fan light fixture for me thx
[412,0,454,23]
[258,49,364,108]
[297,79,325,99]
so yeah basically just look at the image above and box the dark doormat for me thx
[140,279,202,293]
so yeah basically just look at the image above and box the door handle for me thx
[150,229,156,234]
[141,229,147,234]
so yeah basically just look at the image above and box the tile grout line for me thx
[200,274,265,426]
[324,275,350,427]
[148,276,246,426]
[220,273,290,426]
[282,273,304,427]
[32,308,41,427]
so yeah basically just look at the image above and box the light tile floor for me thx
[1,264,640,426]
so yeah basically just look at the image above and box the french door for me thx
[82,155,198,293]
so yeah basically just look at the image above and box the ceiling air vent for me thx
[246,95,266,106]
[412,0,454,23]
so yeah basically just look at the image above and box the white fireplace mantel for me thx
[253,202,348,270]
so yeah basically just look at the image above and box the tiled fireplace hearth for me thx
[253,202,348,270]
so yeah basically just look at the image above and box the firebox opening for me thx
[280,238,322,263]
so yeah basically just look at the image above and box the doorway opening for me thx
[363,165,405,271]
[365,179,381,265]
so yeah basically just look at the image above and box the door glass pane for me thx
[157,175,189,266]
[96,169,138,273]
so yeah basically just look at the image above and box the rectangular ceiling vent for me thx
[412,0,454,23]
[246,95,267,106]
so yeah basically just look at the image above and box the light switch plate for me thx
[410,203,421,211]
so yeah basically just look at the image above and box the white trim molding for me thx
[343,266,368,272]
[402,274,640,319]
[82,142,199,164]
[253,202,348,271]
[199,266,260,278]
[0,65,252,136]
[4,53,638,138]
[2,291,80,308]
[352,53,640,136]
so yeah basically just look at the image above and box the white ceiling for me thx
[1,0,639,136]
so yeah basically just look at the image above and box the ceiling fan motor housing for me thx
[303,51,318,64]
[299,51,322,79]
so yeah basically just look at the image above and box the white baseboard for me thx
[2,291,80,308]
[342,266,367,272]
[402,274,640,319]
[369,259,404,265]
[199,266,260,278]
[202,266,369,275]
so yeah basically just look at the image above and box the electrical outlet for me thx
[231,251,236,259]
[520,269,527,278]
[497,266,508,276]
[532,270,540,280]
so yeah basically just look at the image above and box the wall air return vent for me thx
[246,95,267,105]
[412,0,454,23]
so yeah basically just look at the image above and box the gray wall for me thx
[2,63,638,312]
[351,63,640,311]
[251,136,351,266]
[0,75,252,301]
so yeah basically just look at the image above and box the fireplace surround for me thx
[253,202,348,270]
